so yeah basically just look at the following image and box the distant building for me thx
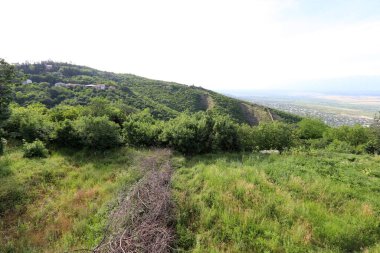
[97,84,106,90]
[45,64,53,70]
[22,79,32,85]
[85,84,106,90]
[55,82,82,88]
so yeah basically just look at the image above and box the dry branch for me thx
[93,149,174,253]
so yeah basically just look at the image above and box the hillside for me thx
[14,61,299,125]
[2,59,380,252]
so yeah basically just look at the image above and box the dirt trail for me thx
[93,149,174,253]
[240,103,259,125]
[200,93,214,111]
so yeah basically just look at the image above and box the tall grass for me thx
[0,146,148,252]
[173,150,380,252]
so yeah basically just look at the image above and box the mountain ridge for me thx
[14,61,301,125]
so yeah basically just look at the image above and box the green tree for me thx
[297,118,329,139]
[122,109,162,147]
[160,112,213,154]
[212,115,240,151]
[254,122,295,152]
[0,59,15,125]
[74,116,122,150]
[5,104,54,142]
[324,125,370,147]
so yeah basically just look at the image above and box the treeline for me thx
[1,99,380,157]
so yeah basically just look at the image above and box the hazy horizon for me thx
[2,0,380,90]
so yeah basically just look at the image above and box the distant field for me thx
[237,93,379,126]
[316,95,380,106]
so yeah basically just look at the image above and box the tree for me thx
[254,122,295,152]
[159,112,213,154]
[0,59,15,126]
[74,116,122,150]
[0,59,15,155]
[123,109,162,147]
[212,115,240,151]
[297,118,329,139]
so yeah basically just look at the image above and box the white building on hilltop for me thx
[22,79,32,85]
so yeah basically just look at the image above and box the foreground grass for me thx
[173,150,380,252]
[0,145,148,252]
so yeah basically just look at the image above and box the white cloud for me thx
[1,0,379,89]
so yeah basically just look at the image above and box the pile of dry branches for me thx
[93,149,174,253]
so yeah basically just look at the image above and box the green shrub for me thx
[74,116,122,150]
[246,122,295,152]
[6,104,54,142]
[297,118,329,139]
[324,125,371,147]
[0,138,6,155]
[212,115,240,151]
[160,112,213,154]
[308,138,329,149]
[23,139,49,158]
[84,98,126,124]
[122,109,162,147]
[54,120,81,147]
[365,140,380,154]
[237,124,257,151]
[326,140,354,153]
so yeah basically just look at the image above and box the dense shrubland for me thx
[1,100,379,157]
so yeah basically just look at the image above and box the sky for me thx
[1,0,380,90]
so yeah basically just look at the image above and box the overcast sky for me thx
[1,0,380,90]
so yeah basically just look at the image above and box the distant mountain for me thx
[14,61,300,125]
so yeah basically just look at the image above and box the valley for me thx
[229,92,378,126]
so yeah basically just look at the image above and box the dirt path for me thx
[240,103,259,125]
[93,149,174,253]
[200,93,214,111]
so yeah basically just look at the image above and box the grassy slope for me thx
[173,151,380,252]
[0,145,151,253]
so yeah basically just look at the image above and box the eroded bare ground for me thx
[93,149,174,253]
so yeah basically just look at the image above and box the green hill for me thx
[14,61,300,124]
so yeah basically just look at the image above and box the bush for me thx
[0,138,6,155]
[123,109,162,147]
[245,122,295,152]
[237,124,257,151]
[326,140,354,153]
[6,104,54,142]
[23,139,49,158]
[160,112,213,154]
[74,116,122,150]
[54,120,81,147]
[212,115,240,151]
[324,125,371,147]
[297,118,329,139]
[365,140,380,154]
